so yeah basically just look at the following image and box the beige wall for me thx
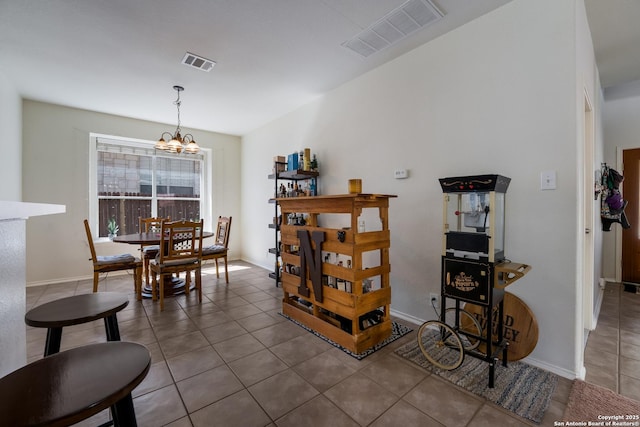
[22,100,241,285]
[241,0,602,378]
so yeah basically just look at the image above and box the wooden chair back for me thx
[202,216,232,283]
[83,219,99,265]
[150,219,204,310]
[139,216,168,234]
[214,216,232,249]
[84,219,98,266]
[157,219,204,264]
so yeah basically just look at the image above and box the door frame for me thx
[582,88,595,331]
[615,147,624,282]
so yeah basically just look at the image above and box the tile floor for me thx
[584,282,640,399]
[23,263,638,427]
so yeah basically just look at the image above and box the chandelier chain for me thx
[155,85,199,154]
[174,90,182,134]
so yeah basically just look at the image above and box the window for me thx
[90,135,211,238]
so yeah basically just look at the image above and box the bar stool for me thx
[25,292,129,356]
[0,341,150,426]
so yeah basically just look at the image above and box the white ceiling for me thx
[584,0,640,89]
[0,0,638,136]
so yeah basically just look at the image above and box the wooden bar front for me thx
[277,194,396,354]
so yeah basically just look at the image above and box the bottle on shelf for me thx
[345,259,352,292]
[304,148,311,171]
[323,252,334,288]
[334,255,345,292]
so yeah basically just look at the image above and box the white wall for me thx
[22,100,242,285]
[0,220,26,376]
[574,0,604,377]
[0,203,65,376]
[0,72,22,201]
[601,80,640,279]
[0,72,25,375]
[242,0,597,377]
[602,80,640,159]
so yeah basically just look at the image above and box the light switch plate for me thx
[540,170,557,190]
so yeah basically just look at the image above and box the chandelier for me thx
[155,85,200,154]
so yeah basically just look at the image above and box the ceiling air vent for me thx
[342,0,444,58]
[181,52,216,72]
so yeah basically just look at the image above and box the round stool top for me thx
[25,292,129,328]
[0,341,150,426]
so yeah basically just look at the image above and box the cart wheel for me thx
[417,320,464,370]
[445,308,482,351]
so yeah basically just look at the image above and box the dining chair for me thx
[138,216,170,286]
[83,219,143,300]
[202,216,232,283]
[149,219,204,311]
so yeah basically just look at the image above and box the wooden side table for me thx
[0,342,150,426]
[25,292,129,356]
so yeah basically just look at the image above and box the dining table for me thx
[113,231,213,298]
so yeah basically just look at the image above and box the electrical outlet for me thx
[394,169,408,179]
[429,293,440,307]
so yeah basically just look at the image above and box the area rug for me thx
[563,379,640,423]
[279,313,412,360]
[395,337,558,424]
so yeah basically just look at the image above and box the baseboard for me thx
[592,286,605,331]
[26,271,134,287]
[522,356,581,380]
[243,256,272,274]
[389,309,423,327]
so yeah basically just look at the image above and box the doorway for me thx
[622,148,640,290]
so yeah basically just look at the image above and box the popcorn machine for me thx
[433,174,531,387]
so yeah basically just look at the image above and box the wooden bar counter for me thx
[277,193,396,354]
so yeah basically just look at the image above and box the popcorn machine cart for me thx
[417,174,531,388]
